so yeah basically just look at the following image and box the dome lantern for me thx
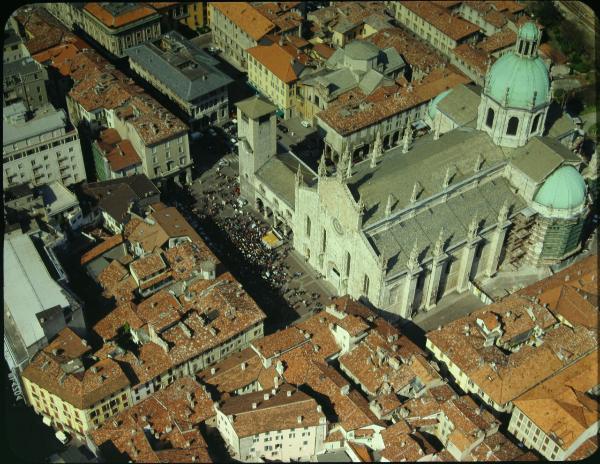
[515,22,541,58]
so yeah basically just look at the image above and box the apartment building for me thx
[209,2,275,68]
[393,1,480,56]
[298,39,405,123]
[21,328,132,441]
[426,255,598,413]
[80,3,162,58]
[215,384,327,462]
[127,31,232,127]
[79,174,160,234]
[3,102,86,189]
[508,350,598,461]
[90,377,213,462]
[247,41,306,119]
[3,27,29,64]
[3,56,49,111]
[92,128,143,181]
[454,0,526,36]
[317,67,470,160]
[181,1,208,31]
[399,385,501,460]
[5,232,85,398]
[308,1,392,48]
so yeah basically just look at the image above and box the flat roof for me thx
[3,103,67,148]
[4,233,69,348]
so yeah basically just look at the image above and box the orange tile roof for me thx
[248,42,303,84]
[81,235,124,265]
[211,2,275,41]
[318,68,470,135]
[478,28,517,53]
[251,326,308,359]
[452,43,491,75]
[136,290,183,332]
[91,377,213,462]
[84,3,159,29]
[219,384,325,437]
[400,1,481,41]
[369,27,448,76]
[93,302,143,341]
[513,350,599,450]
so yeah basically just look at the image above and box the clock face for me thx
[332,218,344,236]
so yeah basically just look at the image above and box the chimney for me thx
[252,402,257,409]
[241,362,247,371]
[317,405,322,413]
[271,388,277,395]
[297,415,303,424]
[264,393,270,400]
[287,390,292,397]
[211,367,216,375]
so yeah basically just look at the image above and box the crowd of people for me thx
[189,163,325,318]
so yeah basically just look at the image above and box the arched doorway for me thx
[383,134,390,149]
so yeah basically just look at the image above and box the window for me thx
[506,117,519,135]
[485,108,494,128]
[345,252,351,277]
[303,441,308,446]
[531,113,541,133]
[306,215,311,237]
[363,274,370,295]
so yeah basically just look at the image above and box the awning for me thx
[262,230,283,249]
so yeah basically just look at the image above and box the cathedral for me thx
[236,22,592,320]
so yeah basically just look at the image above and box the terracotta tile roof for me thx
[95,129,142,173]
[470,429,528,461]
[198,347,268,395]
[255,2,303,33]
[136,290,184,333]
[427,272,598,408]
[125,217,170,254]
[318,68,470,135]
[91,377,213,462]
[23,352,130,410]
[163,240,219,282]
[81,235,124,265]
[32,39,91,77]
[13,7,69,55]
[211,2,275,41]
[331,295,375,320]
[98,260,130,292]
[130,253,166,282]
[478,28,517,53]
[159,272,266,367]
[538,42,569,65]
[151,207,207,248]
[251,326,308,359]
[513,350,599,451]
[294,311,341,360]
[335,314,370,337]
[219,384,325,437]
[452,43,491,75]
[43,328,93,363]
[93,302,144,341]
[348,442,373,462]
[312,42,336,60]
[84,3,159,29]
[95,340,173,386]
[567,435,598,461]
[369,27,448,75]
[399,1,480,41]
[248,42,303,84]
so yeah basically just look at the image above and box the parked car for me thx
[208,128,217,136]
[301,120,311,128]
[230,137,237,144]
[277,124,289,133]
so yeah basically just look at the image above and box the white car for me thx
[301,120,311,128]
[230,137,237,144]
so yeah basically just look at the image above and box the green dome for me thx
[534,165,587,210]
[428,89,451,119]
[518,22,540,41]
[486,52,549,108]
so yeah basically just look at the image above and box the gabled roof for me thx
[248,42,304,84]
[211,2,275,41]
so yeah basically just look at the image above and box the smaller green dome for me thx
[428,89,452,119]
[534,165,587,210]
[518,22,540,42]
